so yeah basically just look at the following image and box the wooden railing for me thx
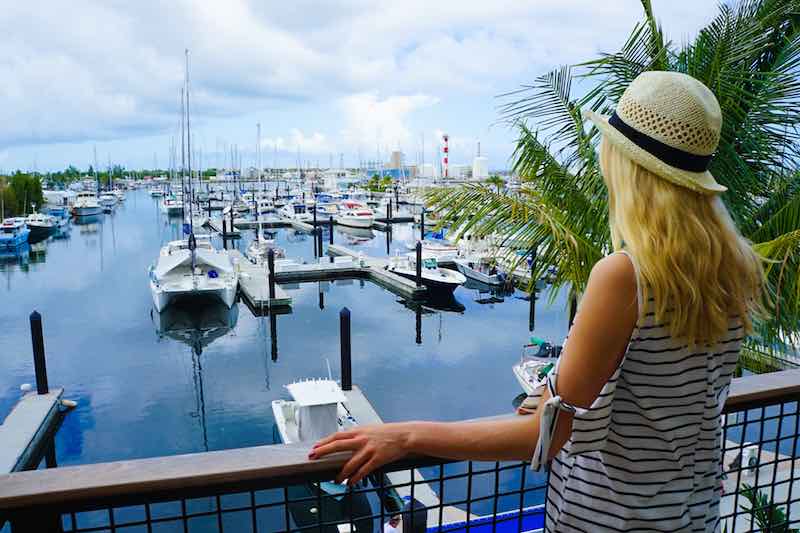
[0,369,798,532]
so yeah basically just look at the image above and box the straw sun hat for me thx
[583,70,726,194]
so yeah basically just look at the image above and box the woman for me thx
[310,71,764,532]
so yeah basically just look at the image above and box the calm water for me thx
[0,189,570,469]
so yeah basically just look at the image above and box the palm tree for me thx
[427,0,800,356]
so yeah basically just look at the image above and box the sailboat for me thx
[149,49,238,313]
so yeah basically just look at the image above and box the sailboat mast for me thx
[185,48,195,231]
[180,87,186,206]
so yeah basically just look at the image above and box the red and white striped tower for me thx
[442,133,449,179]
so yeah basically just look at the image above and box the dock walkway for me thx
[229,250,292,309]
[343,386,473,526]
[0,389,63,473]
[327,244,426,300]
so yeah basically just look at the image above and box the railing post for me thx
[29,311,48,395]
[415,241,422,287]
[340,307,352,391]
[267,248,276,300]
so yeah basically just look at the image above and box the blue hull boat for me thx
[0,218,30,249]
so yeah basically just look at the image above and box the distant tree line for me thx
[0,172,44,217]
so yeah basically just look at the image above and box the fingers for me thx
[309,437,363,459]
[336,448,372,484]
[348,458,380,486]
[313,429,358,449]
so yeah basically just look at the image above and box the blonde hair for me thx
[599,138,764,345]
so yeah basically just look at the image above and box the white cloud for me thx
[0,0,721,168]
[261,129,332,155]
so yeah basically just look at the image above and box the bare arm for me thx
[310,254,638,485]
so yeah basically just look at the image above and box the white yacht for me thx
[454,257,506,286]
[245,237,285,265]
[335,200,374,229]
[406,238,460,262]
[72,192,103,217]
[161,196,184,216]
[388,255,466,294]
[279,202,312,222]
[149,234,238,312]
[25,211,57,241]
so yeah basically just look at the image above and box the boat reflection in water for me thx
[73,214,103,227]
[152,298,239,355]
[336,225,375,244]
[463,277,515,305]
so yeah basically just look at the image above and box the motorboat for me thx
[25,211,57,242]
[245,238,285,265]
[113,189,126,202]
[161,196,184,216]
[454,257,506,286]
[256,198,275,214]
[149,234,239,312]
[336,200,374,229]
[388,255,466,294]
[279,202,312,222]
[72,192,103,217]
[149,187,165,197]
[406,238,460,262]
[99,192,118,208]
[271,379,373,533]
[0,218,30,248]
[512,337,562,411]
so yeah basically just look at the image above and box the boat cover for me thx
[154,248,233,278]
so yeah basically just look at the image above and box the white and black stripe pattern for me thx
[544,272,742,532]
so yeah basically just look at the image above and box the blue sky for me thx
[0,0,719,172]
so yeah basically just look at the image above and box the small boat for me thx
[279,202,312,221]
[149,187,165,197]
[72,192,103,217]
[256,198,275,214]
[161,196,184,216]
[271,379,374,533]
[454,257,506,286]
[0,218,30,248]
[388,255,466,294]
[149,234,239,312]
[99,192,118,208]
[25,211,57,242]
[336,200,374,228]
[512,337,562,410]
[406,238,460,262]
[245,238,285,265]
[113,189,126,202]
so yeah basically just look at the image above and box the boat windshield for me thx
[422,258,438,269]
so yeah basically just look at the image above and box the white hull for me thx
[74,206,103,216]
[390,265,466,293]
[454,258,504,286]
[150,278,237,312]
[335,214,374,228]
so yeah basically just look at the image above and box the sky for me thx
[0,0,720,173]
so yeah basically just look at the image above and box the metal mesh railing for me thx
[720,397,799,532]
[1,377,798,532]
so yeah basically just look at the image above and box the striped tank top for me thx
[544,254,744,532]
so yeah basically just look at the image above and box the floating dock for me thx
[229,250,292,309]
[206,218,241,238]
[327,245,427,300]
[343,386,473,526]
[0,389,63,473]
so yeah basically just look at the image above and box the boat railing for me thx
[0,369,798,532]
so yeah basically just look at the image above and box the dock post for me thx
[270,314,278,362]
[222,219,228,249]
[317,228,323,257]
[229,207,234,234]
[313,227,318,257]
[420,209,425,241]
[415,242,422,287]
[388,198,393,222]
[313,202,317,227]
[329,217,334,244]
[29,311,49,395]
[267,248,276,300]
[340,307,352,391]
